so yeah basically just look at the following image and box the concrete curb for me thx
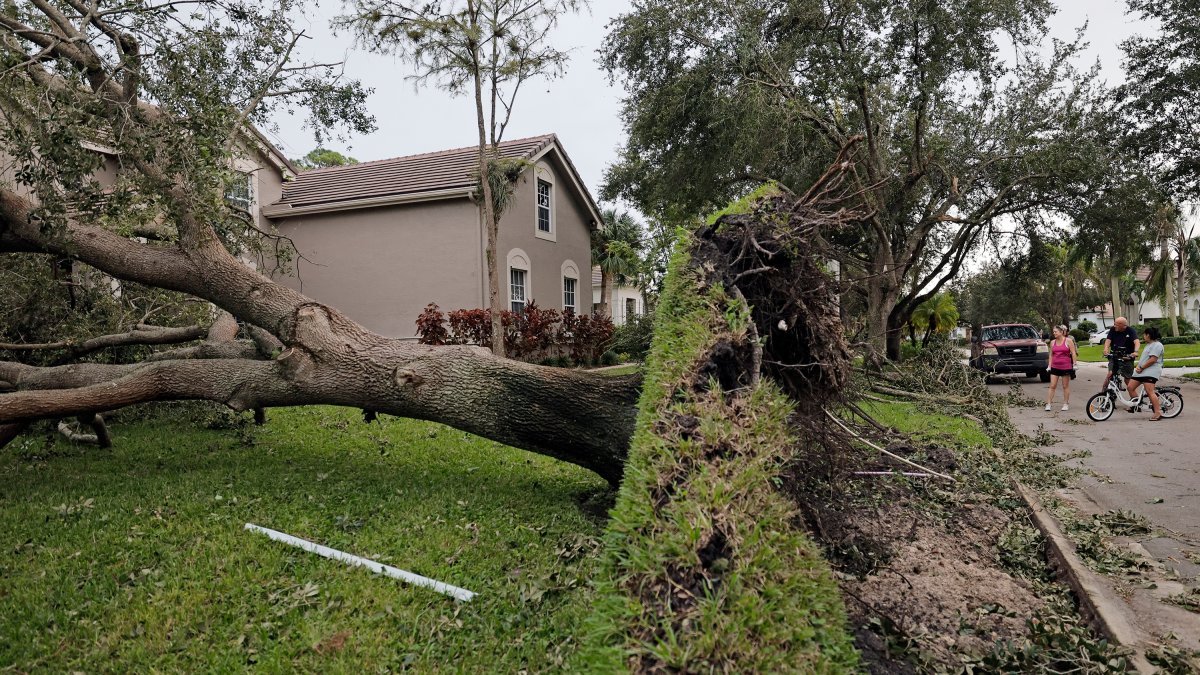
[1014,482,1156,674]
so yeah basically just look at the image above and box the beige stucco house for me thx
[262,134,600,339]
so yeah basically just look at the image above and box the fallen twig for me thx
[824,409,955,482]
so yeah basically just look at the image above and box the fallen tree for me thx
[0,1,640,482]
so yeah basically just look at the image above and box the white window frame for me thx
[226,172,254,212]
[561,260,579,314]
[510,268,527,313]
[534,177,555,242]
[563,277,577,314]
[507,248,531,313]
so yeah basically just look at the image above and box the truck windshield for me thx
[982,326,1040,341]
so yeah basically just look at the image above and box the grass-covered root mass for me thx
[0,407,606,672]
[576,225,858,672]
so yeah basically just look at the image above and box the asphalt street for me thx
[995,362,1200,646]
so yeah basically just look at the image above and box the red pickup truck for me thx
[969,323,1051,382]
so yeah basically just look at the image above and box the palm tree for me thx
[1146,204,1200,335]
[593,208,643,318]
[909,293,960,347]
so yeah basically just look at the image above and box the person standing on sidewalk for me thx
[1129,326,1165,420]
[1100,317,1139,392]
[1045,324,1078,411]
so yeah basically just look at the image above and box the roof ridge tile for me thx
[295,133,556,176]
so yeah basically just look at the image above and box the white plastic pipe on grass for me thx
[244,522,476,602]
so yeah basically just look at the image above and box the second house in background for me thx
[262,134,601,339]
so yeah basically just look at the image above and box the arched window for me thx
[561,260,579,314]
[507,248,531,313]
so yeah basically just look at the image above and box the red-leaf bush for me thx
[446,308,492,346]
[562,311,615,364]
[415,303,449,345]
[416,301,615,364]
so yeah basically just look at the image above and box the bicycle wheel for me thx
[1086,392,1114,421]
[1158,390,1184,419]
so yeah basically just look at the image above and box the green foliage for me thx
[1078,319,1097,333]
[964,594,1133,673]
[601,0,1122,355]
[1160,336,1197,345]
[1,0,374,233]
[955,262,1043,328]
[0,255,207,365]
[292,147,360,170]
[1118,0,1200,199]
[474,157,531,218]
[593,208,645,290]
[609,311,656,361]
[0,407,606,671]
[577,236,858,671]
[1069,328,1090,344]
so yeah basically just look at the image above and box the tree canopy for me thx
[293,147,360,170]
[601,0,1123,358]
[1118,0,1200,201]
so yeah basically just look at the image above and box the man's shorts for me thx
[1109,356,1134,379]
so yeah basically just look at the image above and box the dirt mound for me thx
[842,504,1043,670]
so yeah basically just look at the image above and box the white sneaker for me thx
[1044,404,1052,411]
[1061,404,1069,411]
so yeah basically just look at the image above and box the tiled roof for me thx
[275,134,556,209]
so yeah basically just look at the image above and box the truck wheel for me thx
[1038,371,1051,383]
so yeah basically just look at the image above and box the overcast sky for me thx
[267,0,1155,206]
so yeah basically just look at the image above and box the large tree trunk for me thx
[1163,238,1179,336]
[599,271,612,319]
[1110,276,1122,325]
[0,189,638,484]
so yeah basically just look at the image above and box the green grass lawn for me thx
[591,363,641,376]
[857,399,992,449]
[1075,343,1200,362]
[0,406,607,672]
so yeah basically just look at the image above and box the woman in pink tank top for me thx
[1045,324,1079,412]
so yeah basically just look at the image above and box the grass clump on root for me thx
[576,231,858,672]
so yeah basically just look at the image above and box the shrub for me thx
[1142,317,1198,336]
[415,303,449,345]
[420,302,614,364]
[600,350,619,366]
[447,307,492,346]
[610,311,655,361]
[1077,319,1097,333]
[1160,336,1196,345]
[506,300,561,360]
[562,312,615,364]
[1069,328,1090,344]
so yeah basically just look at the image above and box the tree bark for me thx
[1163,237,1179,336]
[0,188,639,484]
[468,2,504,358]
[1110,276,1122,325]
[599,271,611,319]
